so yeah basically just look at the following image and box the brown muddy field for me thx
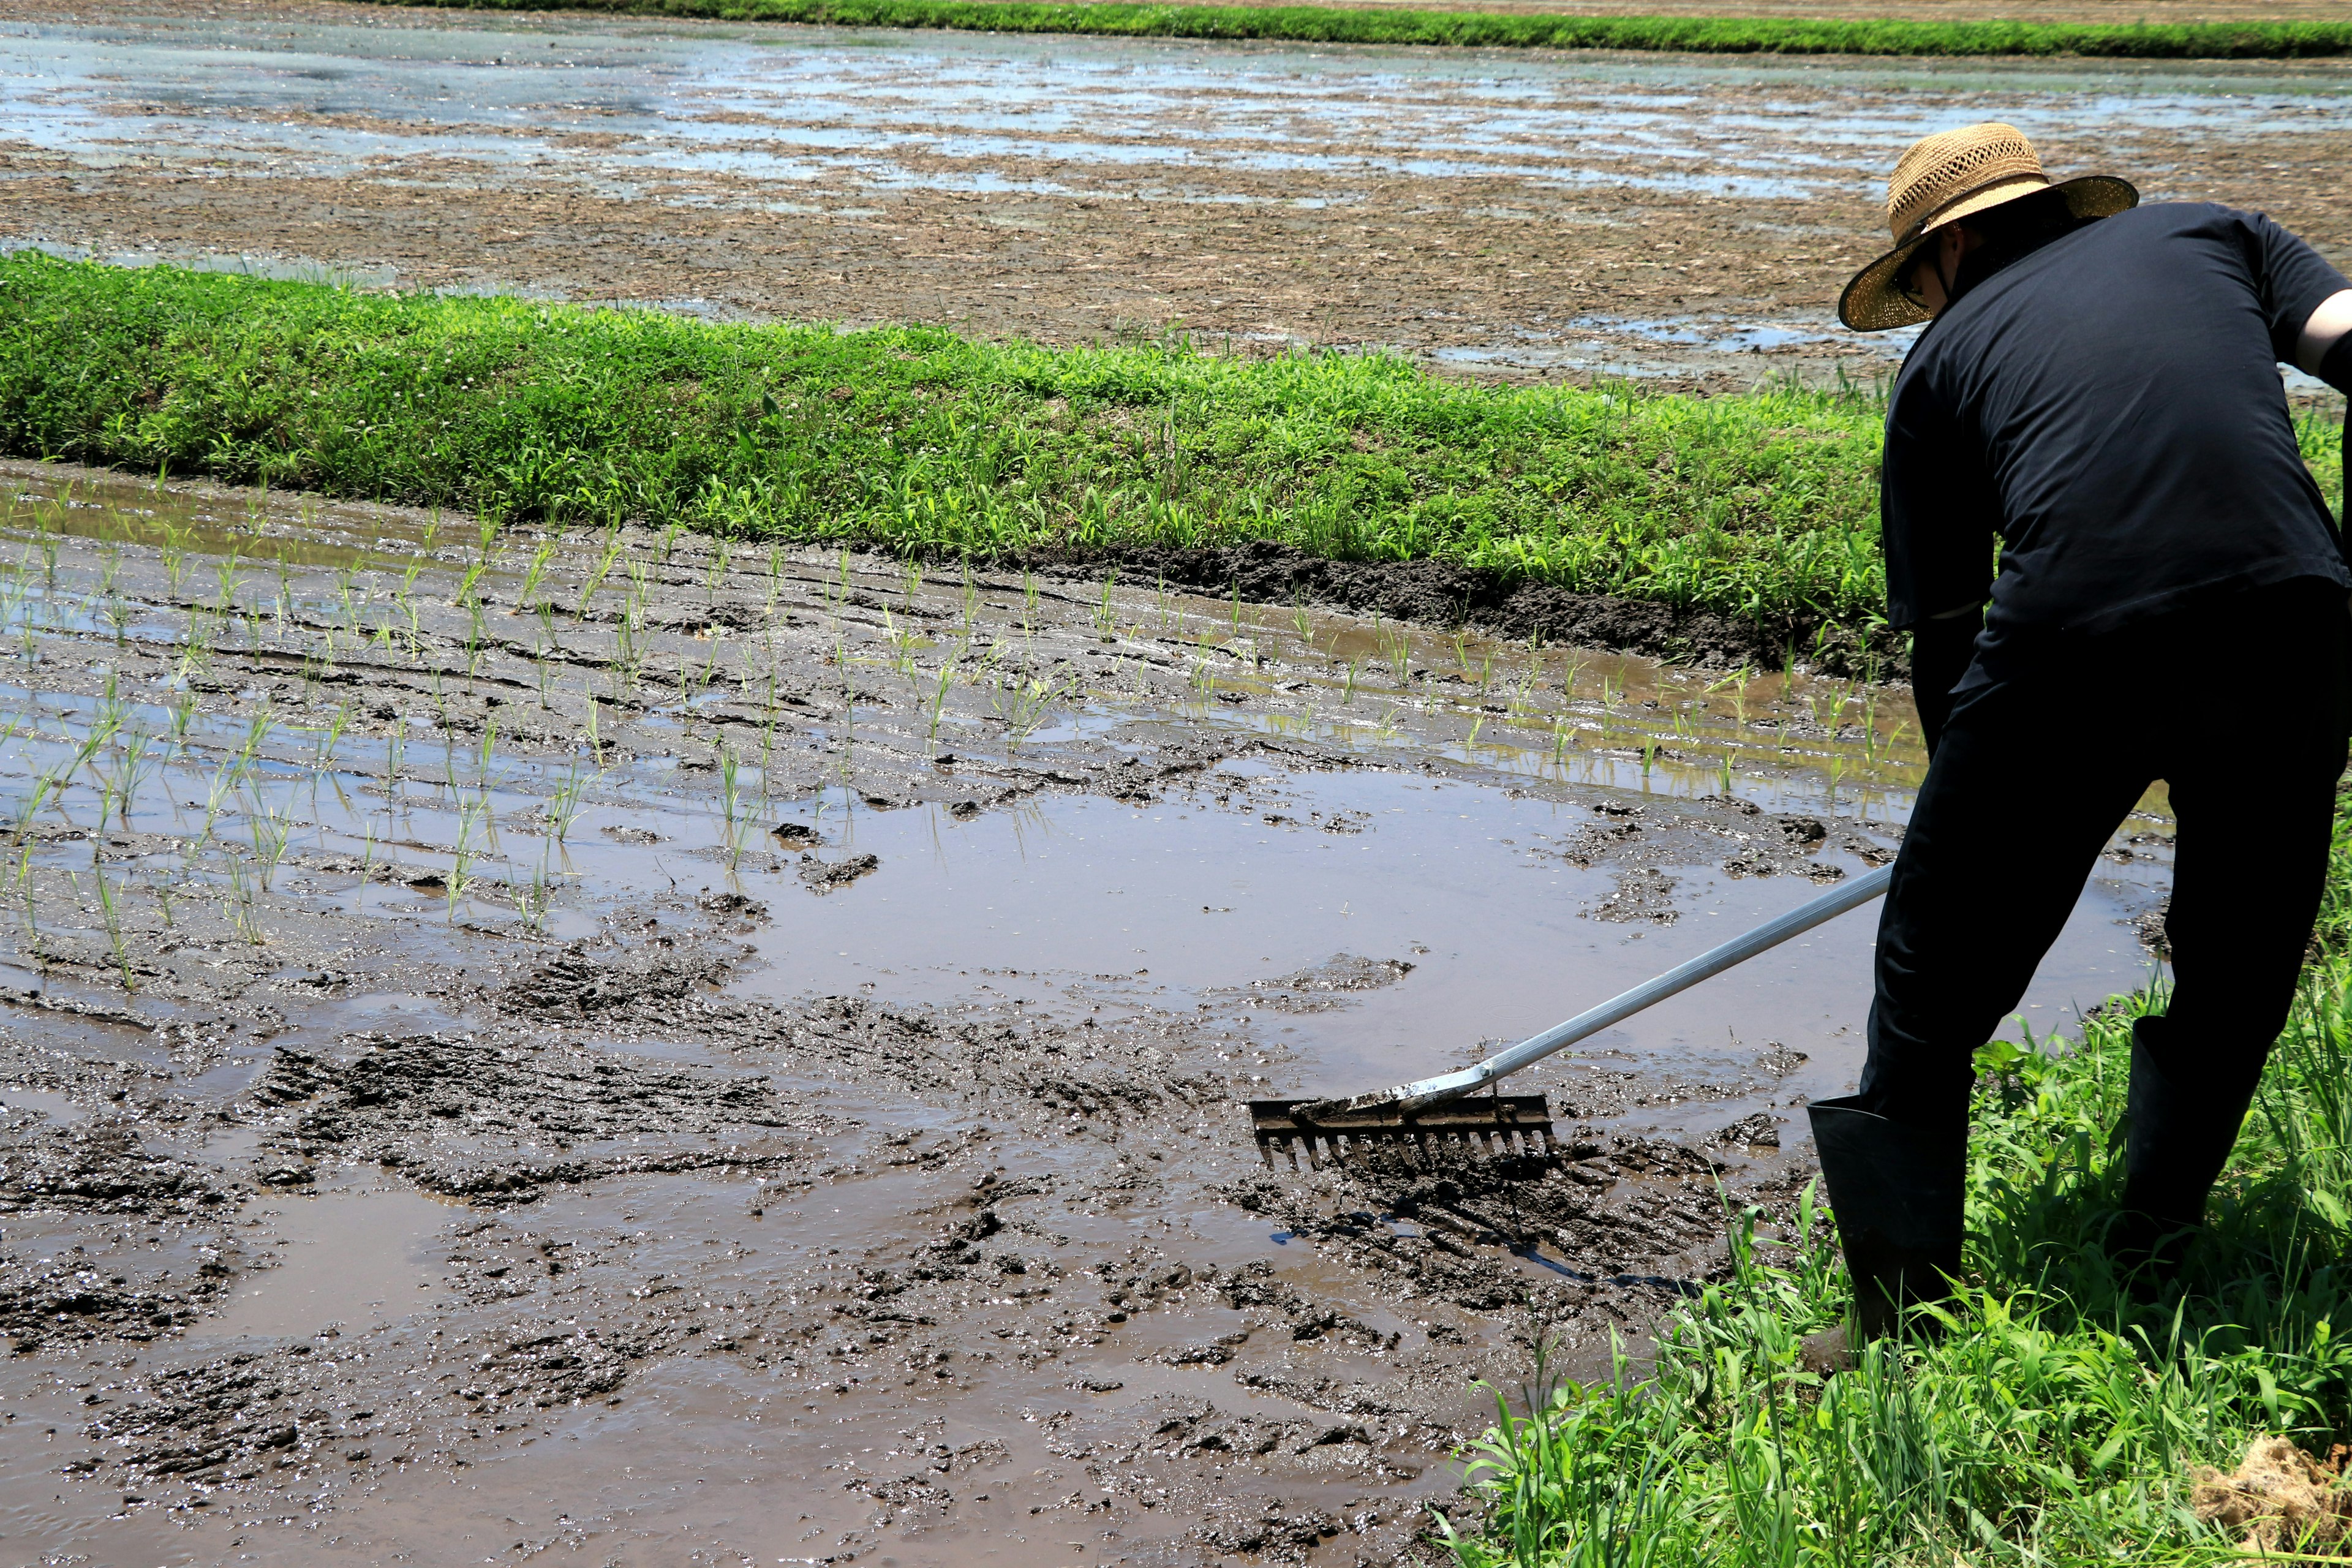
[0,461,2177,1563]
[4,0,2351,385]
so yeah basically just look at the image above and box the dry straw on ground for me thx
[2194,1436,2352,1555]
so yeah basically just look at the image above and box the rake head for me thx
[1249,1093,1558,1174]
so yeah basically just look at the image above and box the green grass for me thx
[2,255,2337,650]
[1442,797,2352,1565]
[366,0,2352,61]
[0,252,1905,634]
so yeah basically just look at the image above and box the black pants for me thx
[1856,579,2352,1139]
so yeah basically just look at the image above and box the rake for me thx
[1251,863,1894,1172]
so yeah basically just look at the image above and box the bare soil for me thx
[5,1,2350,386]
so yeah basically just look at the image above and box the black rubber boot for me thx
[2110,1014,2256,1289]
[1804,1095,1966,1360]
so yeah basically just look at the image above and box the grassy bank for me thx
[6,256,2337,652]
[1443,803,2352,1564]
[365,0,2352,61]
[0,253,1904,634]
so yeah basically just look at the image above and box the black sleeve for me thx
[1880,363,1997,631]
[1910,612,1978,758]
[2237,208,2352,364]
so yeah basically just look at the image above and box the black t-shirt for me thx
[1880,202,2350,676]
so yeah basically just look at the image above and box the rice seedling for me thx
[518,539,556,609]
[578,533,624,617]
[583,696,605,769]
[515,856,554,932]
[213,548,241,614]
[707,535,731,600]
[543,764,589,841]
[927,663,954,750]
[718,742,747,863]
[88,860,137,991]
[448,798,483,916]
[1343,658,1360,705]
[995,673,1065,753]
[111,730,153,826]
[1385,628,1412,685]
[243,793,295,889]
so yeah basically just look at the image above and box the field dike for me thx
[1,254,1923,671]
[367,0,2352,61]
[9,257,2342,679]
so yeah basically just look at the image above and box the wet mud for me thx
[4,1,2350,386]
[0,459,2177,1562]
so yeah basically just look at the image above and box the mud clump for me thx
[500,938,737,1023]
[1242,953,1416,1011]
[799,852,880,891]
[86,1322,644,1483]
[0,1120,224,1215]
[2194,1435,2352,1553]
[1713,1112,1784,1148]
[0,1254,213,1350]
[1227,1137,1730,1311]
[1590,866,1679,925]
[252,1033,790,1181]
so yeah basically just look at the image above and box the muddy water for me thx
[6,1,2350,386]
[0,459,2171,1564]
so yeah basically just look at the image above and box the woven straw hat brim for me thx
[1838,174,2139,332]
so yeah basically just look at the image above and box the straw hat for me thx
[1838,123,2138,331]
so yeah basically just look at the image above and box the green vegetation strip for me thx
[0,253,1909,633]
[367,0,2352,61]
[5,257,2334,646]
[1445,804,2352,1564]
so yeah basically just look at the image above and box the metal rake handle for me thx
[1336,861,1895,1117]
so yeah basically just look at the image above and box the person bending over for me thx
[1815,121,2352,1338]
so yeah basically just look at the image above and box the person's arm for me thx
[2301,292,2352,532]
[1911,601,1981,759]
[2297,289,2352,382]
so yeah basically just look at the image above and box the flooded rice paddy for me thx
[0,460,2175,1562]
[2,0,2350,383]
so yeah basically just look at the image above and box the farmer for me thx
[1814,122,2352,1336]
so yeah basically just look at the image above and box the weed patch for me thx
[1443,793,2352,1564]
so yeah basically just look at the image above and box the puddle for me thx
[201,1183,452,1340]
[0,1087,86,1125]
